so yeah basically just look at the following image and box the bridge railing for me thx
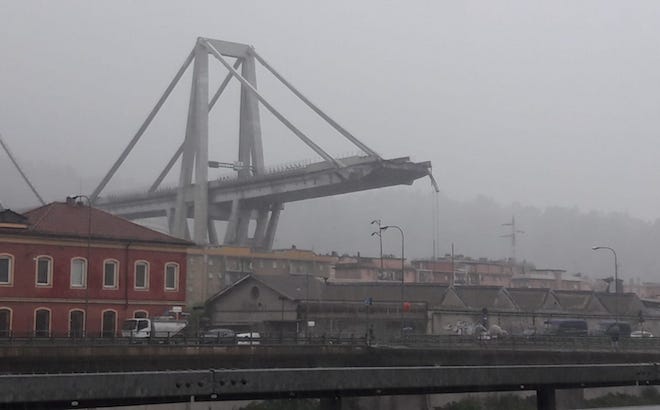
[0,331,658,351]
[392,333,660,351]
[0,331,369,347]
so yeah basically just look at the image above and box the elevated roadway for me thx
[2,363,659,409]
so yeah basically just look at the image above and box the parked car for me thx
[200,328,235,344]
[631,330,654,338]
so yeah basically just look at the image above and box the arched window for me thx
[0,308,11,337]
[103,260,119,289]
[0,254,13,285]
[70,258,87,288]
[133,310,148,319]
[134,261,149,290]
[101,310,117,338]
[69,310,85,338]
[34,308,51,337]
[35,256,53,286]
[164,263,179,291]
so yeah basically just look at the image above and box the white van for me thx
[236,332,260,345]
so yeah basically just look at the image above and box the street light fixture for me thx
[69,195,92,337]
[370,220,384,275]
[592,246,619,324]
[381,225,405,336]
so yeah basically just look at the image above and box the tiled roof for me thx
[0,202,192,246]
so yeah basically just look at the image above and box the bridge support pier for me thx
[536,386,556,410]
[320,396,342,410]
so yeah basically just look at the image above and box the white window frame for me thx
[134,261,149,290]
[70,257,87,288]
[0,254,13,286]
[103,259,119,289]
[35,256,53,287]
[164,263,179,291]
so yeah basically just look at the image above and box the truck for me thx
[121,316,188,339]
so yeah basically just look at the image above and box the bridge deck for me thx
[97,156,431,219]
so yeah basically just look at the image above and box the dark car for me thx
[200,328,235,344]
[593,321,631,338]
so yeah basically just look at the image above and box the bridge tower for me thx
[91,37,400,248]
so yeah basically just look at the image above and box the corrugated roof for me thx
[0,209,28,225]
[507,288,553,311]
[0,202,192,246]
[188,246,337,262]
[321,281,447,305]
[207,274,449,305]
[553,291,593,311]
[595,292,644,316]
[453,286,513,309]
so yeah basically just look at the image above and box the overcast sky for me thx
[2,1,660,219]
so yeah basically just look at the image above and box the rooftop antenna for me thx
[501,216,524,263]
[0,132,45,205]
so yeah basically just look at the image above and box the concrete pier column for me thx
[537,386,556,410]
[263,203,282,250]
[320,397,342,410]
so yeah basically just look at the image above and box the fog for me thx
[3,1,660,278]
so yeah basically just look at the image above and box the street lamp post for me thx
[370,220,384,275]
[70,195,92,337]
[381,225,405,336]
[592,246,619,324]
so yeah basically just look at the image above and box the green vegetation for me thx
[240,399,320,410]
[434,388,660,409]
[582,387,660,408]
[237,389,660,410]
[437,394,535,410]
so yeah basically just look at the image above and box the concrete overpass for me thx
[4,339,660,409]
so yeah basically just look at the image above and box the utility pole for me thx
[501,216,524,263]
[451,243,455,287]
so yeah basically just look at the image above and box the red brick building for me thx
[0,199,191,337]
